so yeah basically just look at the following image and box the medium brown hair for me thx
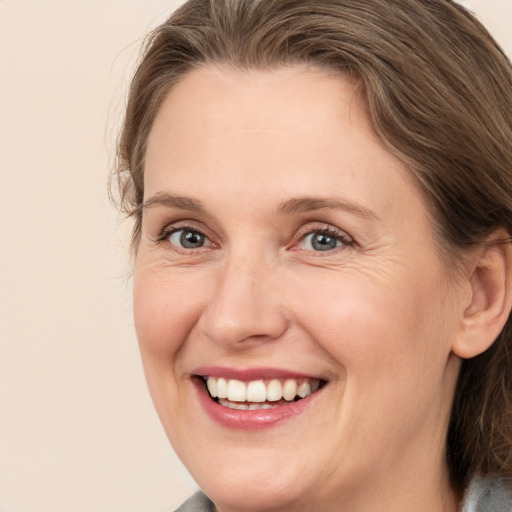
[114,0,512,489]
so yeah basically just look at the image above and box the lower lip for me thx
[193,379,322,431]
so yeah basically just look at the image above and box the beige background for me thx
[0,1,511,511]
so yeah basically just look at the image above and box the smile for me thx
[193,368,327,430]
[203,376,323,410]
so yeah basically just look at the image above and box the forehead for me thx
[150,65,363,131]
[144,64,424,224]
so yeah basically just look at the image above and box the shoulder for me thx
[461,476,512,512]
[173,491,214,512]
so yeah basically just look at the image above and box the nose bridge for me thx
[200,244,288,347]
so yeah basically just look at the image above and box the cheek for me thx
[133,270,203,360]
[300,271,459,444]
[132,270,206,443]
[295,265,455,386]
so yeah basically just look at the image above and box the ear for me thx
[452,230,512,359]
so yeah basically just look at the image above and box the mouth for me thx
[192,369,328,430]
[199,375,326,411]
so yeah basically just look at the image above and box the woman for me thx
[113,0,512,510]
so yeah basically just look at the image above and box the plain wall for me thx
[1,1,511,511]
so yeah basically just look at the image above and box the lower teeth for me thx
[217,398,296,410]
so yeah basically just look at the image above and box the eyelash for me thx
[155,224,354,252]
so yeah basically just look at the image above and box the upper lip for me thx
[193,366,326,382]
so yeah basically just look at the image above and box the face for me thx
[134,66,464,512]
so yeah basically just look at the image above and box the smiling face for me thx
[134,65,464,512]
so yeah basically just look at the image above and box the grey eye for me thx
[302,232,342,251]
[169,229,207,249]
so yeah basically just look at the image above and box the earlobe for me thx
[452,231,512,359]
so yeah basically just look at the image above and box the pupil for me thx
[181,230,204,248]
[313,233,337,251]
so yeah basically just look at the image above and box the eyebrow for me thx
[142,192,379,221]
[142,192,206,213]
[277,197,379,221]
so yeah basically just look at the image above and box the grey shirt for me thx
[461,477,512,512]
[175,477,512,512]
[175,491,214,512]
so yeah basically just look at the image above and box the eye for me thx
[168,228,210,249]
[298,228,352,252]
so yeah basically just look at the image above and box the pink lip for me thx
[192,368,325,431]
[194,366,319,381]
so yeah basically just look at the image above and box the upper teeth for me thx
[205,377,320,403]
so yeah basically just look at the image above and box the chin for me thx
[198,471,308,512]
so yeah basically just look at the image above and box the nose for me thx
[198,252,290,348]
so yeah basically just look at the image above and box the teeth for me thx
[204,376,322,404]
[219,399,281,410]
[282,379,298,401]
[297,381,311,398]
[266,379,282,401]
[206,377,217,397]
[216,378,228,399]
[229,402,248,410]
[247,380,267,402]
[227,379,247,402]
